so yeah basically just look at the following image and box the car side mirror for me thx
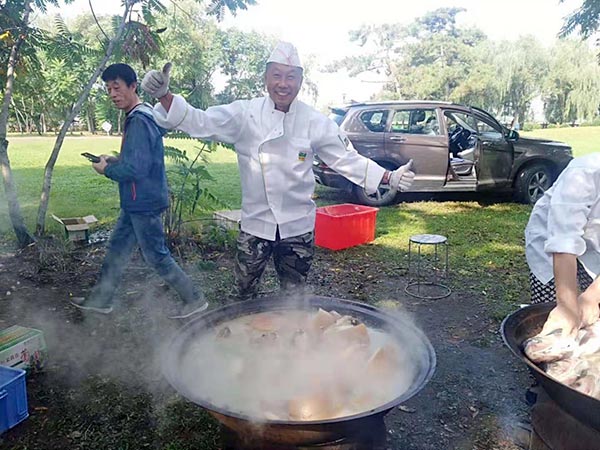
[506,129,519,142]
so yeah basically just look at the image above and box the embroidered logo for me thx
[298,151,307,161]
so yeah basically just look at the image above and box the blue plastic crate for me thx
[0,366,28,434]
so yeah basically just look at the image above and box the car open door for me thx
[443,109,513,190]
[384,107,448,190]
[471,110,514,189]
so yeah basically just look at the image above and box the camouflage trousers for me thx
[234,229,315,300]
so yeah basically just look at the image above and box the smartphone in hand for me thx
[81,152,101,163]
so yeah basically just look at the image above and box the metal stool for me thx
[405,234,450,299]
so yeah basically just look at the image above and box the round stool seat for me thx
[405,234,450,299]
[409,234,447,245]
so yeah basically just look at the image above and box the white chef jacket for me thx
[153,95,386,241]
[525,153,600,284]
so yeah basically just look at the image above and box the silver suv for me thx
[313,101,573,206]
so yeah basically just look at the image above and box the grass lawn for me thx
[2,126,598,313]
[521,125,600,156]
[0,135,241,237]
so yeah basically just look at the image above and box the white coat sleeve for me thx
[310,115,385,195]
[152,95,246,144]
[545,167,599,256]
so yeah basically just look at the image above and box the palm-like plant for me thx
[1,0,258,244]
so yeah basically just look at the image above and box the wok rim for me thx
[163,295,437,426]
[500,303,555,378]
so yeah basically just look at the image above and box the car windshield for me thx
[445,111,477,132]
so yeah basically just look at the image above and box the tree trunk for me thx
[35,5,132,236]
[0,3,35,248]
[86,107,95,134]
[10,100,24,133]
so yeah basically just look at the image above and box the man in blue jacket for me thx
[71,63,207,319]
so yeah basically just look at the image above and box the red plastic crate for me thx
[315,204,379,250]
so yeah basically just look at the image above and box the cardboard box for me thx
[0,326,47,372]
[52,214,98,242]
[213,209,241,231]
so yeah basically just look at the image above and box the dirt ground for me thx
[0,227,533,450]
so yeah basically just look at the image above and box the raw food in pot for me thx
[545,358,588,384]
[524,319,600,399]
[523,329,578,363]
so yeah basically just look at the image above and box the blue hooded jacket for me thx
[104,103,169,213]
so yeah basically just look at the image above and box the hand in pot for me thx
[578,293,600,328]
[541,303,581,338]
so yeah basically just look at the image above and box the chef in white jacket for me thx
[142,41,415,300]
[525,153,600,336]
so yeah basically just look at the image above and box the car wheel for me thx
[352,162,401,207]
[352,183,399,206]
[514,163,553,205]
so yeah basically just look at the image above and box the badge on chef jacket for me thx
[298,151,307,161]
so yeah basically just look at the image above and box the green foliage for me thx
[163,139,229,240]
[142,2,222,110]
[543,39,600,123]
[200,225,237,252]
[331,7,600,126]
[206,0,257,21]
[489,36,548,124]
[334,8,491,103]
[117,20,163,70]
[94,93,122,133]
[559,0,600,38]
[216,28,274,103]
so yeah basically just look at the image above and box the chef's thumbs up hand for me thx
[141,62,172,99]
[389,159,415,192]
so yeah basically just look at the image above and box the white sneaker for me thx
[168,301,209,319]
[69,297,113,314]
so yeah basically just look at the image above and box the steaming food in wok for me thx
[524,321,600,398]
[178,308,418,421]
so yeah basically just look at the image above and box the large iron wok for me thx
[162,295,436,447]
[501,302,600,431]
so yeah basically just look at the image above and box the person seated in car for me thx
[422,116,438,135]
[408,110,427,134]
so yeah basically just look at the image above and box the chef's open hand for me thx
[92,155,111,175]
[541,302,581,338]
[141,62,171,98]
[389,159,415,192]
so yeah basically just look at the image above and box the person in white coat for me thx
[525,153,600,337]
[141,41,415,300]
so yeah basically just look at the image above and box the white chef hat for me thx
[267,41,302,69]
